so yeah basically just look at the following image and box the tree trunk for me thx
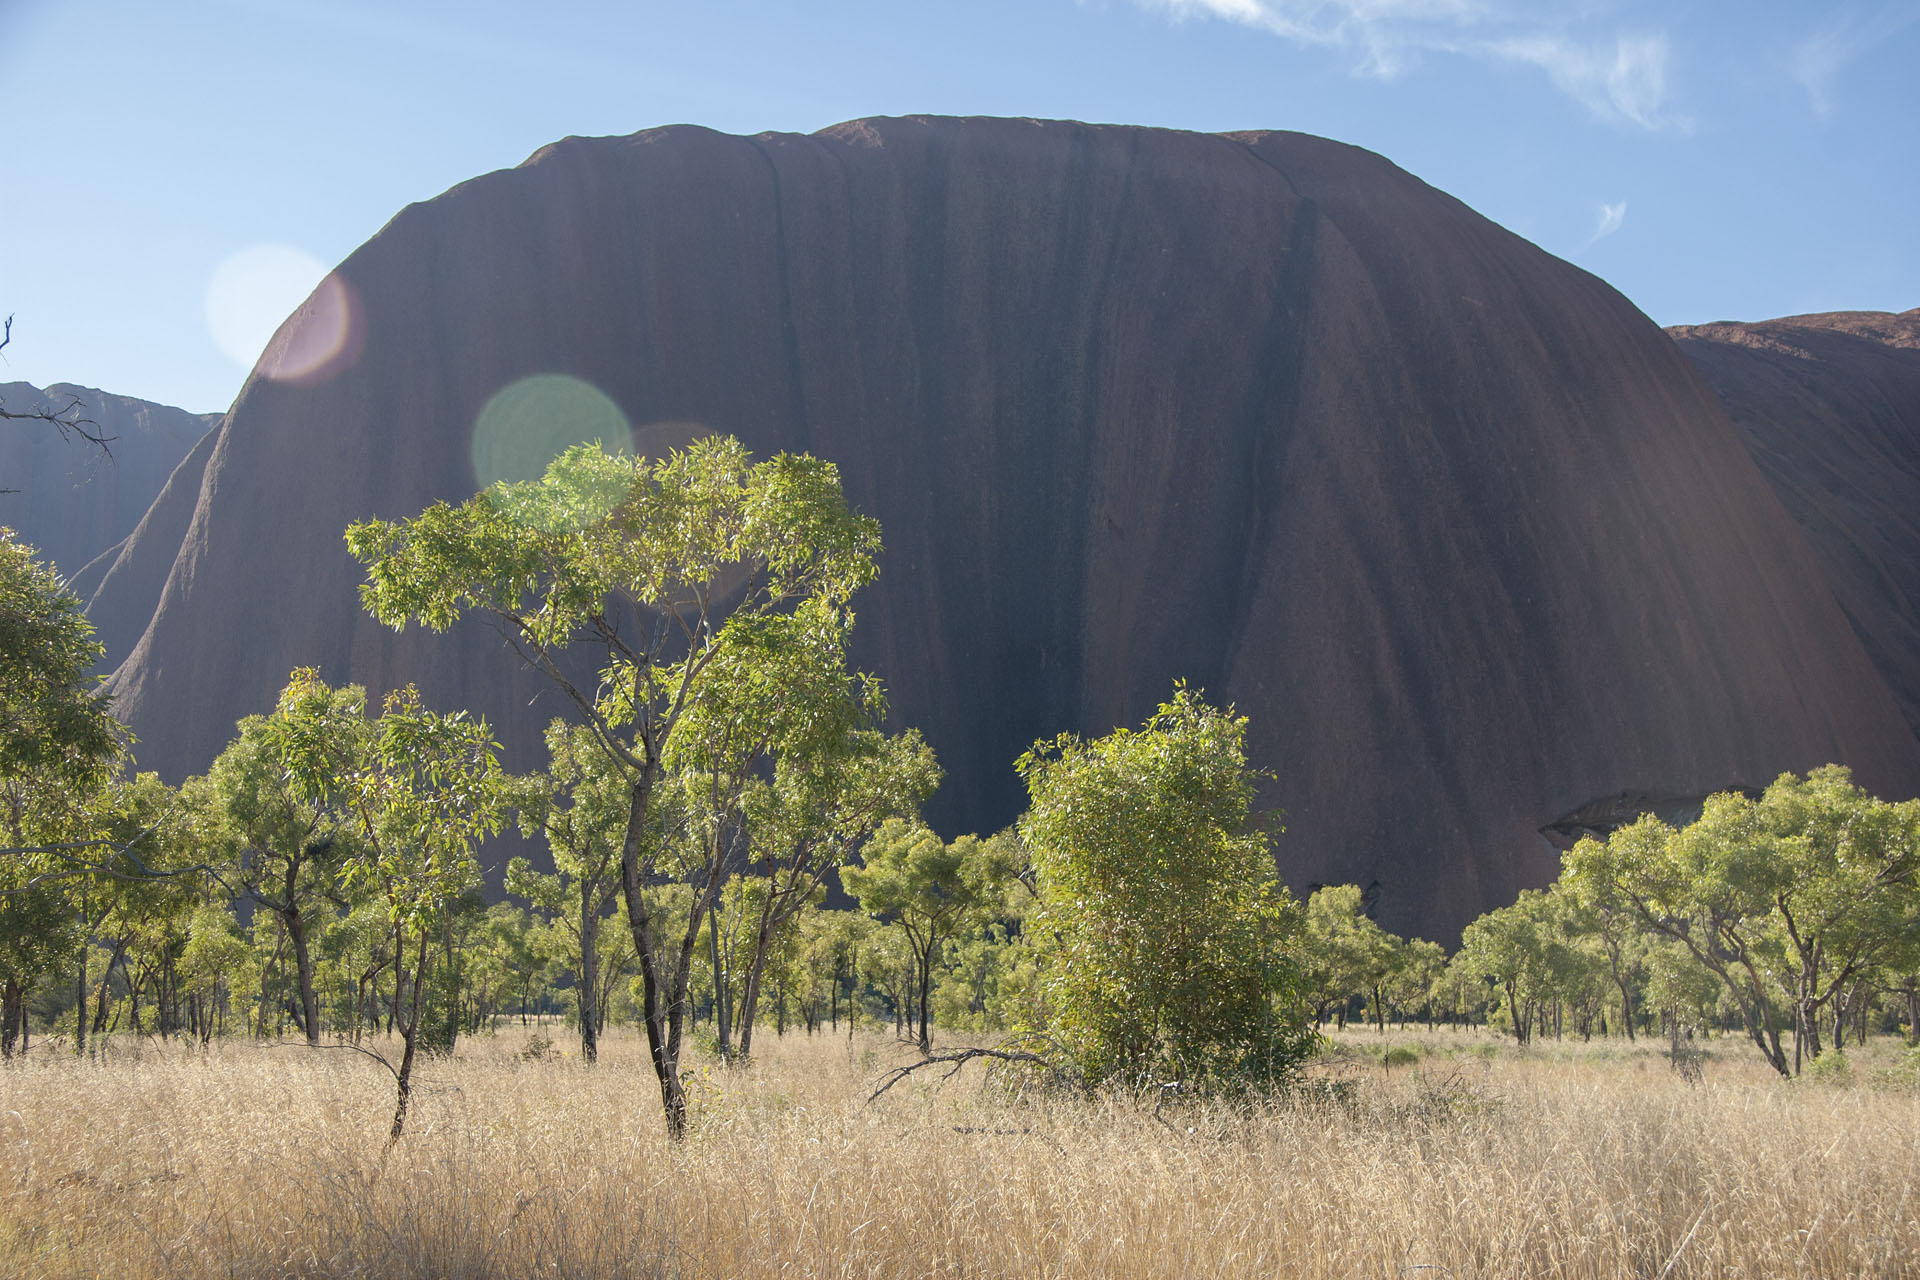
[388,928,432,1143]
[93,942,122,1035]
[286,915,321,1046]
[737,908,780,1059]
[579,886,602,1064]
[916,937,937,1055]
[0,976,22,1058]
[1795,998,1823,1072]
[707,894,732,1062]
[1614,973,1636,1042]
[617,769,692,1141]
[75,952,88,1055]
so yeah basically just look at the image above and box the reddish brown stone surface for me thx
[93,117,1920,940]
[1672,310,1920,743]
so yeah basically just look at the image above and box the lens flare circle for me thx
[259,273,364,386]
[204,244,331,372]
[471,373,633,498]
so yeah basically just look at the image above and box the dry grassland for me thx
[2,1025,1917,1278]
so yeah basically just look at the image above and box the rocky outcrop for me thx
[1672,310,1920,741]
[92,117,1920,940]
[72,427,221,673]
[0,382,216,594]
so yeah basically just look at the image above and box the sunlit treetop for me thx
[0,528,119,787]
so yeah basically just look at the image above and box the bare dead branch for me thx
[0,316,114,456]
[866,1045,1070,1104]
[266,1037,404,1083]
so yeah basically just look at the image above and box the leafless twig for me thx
[866,1045,1069,1103]
[275,1037,402,1084]
[0,315,114,458]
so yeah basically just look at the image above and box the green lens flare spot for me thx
[471,373,632,492]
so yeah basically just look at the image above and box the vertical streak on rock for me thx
[1218,192,1320,698]
[750,136,813,455]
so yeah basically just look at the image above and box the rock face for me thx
[1671,311,1920,742]
[0,382,216,593]
[73,426,221,673]
[93,116,1920,940]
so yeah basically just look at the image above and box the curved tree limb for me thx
[866,1045,1071,1104]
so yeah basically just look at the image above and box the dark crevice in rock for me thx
[1539,786,1762,851]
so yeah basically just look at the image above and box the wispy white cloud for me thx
[1134,1,1682,129]
[1790,5,1920,118]
[1584,200,1627,249]
[1489,33,1671,129]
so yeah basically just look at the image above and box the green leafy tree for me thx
[70,773,217,1045]
[1388,937,1447,1031]
[842,819,1016,1053]
[505,719,631,1061]
[465,901,562,1030]
[1453,889,1596,1045]
[0,528,118,800]
[347,437,881,1139]
[1556,861,1652,1041]
[210,681,372,1044]
[179,902,253,1043]
[273,669,508,1140]
[1564,767,1920,1075]
[1301,885,1402,1030]
[734,725,939,1056]
[1015,687,1315,1090]
[319,893,400,1042]
[0,528,121,1052]
[812,908,872,1034]
[933,919,1024,1033]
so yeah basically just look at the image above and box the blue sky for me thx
[3,0,1915,415]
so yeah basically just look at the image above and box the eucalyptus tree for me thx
[733,725,940,1057]
[505,719,630,1061]
[1564,767,1920,1075]
[1452,888,1597,1045]
[1300,884,1402,1030]
[842,820,1016,1054]
[0,528,120,1051]
[346,437,883,1139]
[210,682,372,1044]
[81,772,221,1042]
[1556,862,1652,1041]
[1388,937,1447,1031]
[0,528,118,805]
[179,902,251,1043]
[273,669,509,1141]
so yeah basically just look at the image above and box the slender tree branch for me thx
[866,1046,1072,1103]
[0,317,114,455]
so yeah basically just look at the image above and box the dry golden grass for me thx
[2,1024,1917,1278]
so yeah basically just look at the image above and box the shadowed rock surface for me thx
[92,116,1920,940]
[73,426,221,673]
[1672,310,1920,741]
[0,382,216,590]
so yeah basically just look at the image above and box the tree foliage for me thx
[346,436,883,1138]
[0,528,118,797]
[270,668,509,1139]
[1015,686,1314,1089]
[1565,766,1920,1075]
[841,818,1014,1053]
